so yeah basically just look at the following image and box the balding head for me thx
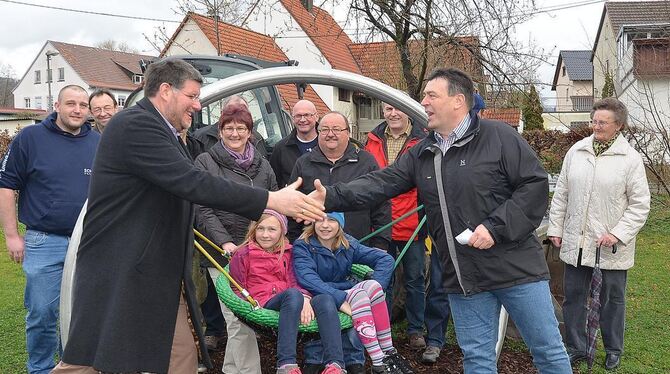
[291,100,318,140]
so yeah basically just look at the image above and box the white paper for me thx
[456,228,473,245]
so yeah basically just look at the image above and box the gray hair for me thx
[144,59,203,98]
[591,97,629,129]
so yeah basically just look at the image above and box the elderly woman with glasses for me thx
[547,97,650,370]
[194,102,278,373]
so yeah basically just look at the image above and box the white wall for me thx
[163,20,219,56]
[246,3,359,119]
[593,17,618,97]
[0,119,40,135]
[12,42,135,110]
[13,42,87,109]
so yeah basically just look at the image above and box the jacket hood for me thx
[43,112,94,138]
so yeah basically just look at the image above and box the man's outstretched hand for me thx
[267,177,326,223]
[308,179,327,207]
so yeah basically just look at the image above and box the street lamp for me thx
[45,50,59,112]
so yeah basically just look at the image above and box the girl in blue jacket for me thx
[293,212,414,374]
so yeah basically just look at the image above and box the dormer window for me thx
[133,75,143,84]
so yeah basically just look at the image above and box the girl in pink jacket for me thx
[230,209,322,374]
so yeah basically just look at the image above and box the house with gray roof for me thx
[551,50,594,112]
[591,0,670,162]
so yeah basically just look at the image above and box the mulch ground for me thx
[205,333,581,373]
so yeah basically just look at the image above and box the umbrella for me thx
[586,245,603,371]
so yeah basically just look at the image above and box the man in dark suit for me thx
[53,58,324,374]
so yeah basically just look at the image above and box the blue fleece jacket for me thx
[292,234,394,308]
[0,112,100,235]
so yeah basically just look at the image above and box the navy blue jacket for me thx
[292,234,394,308]
[0,113,99,235]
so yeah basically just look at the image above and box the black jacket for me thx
[289,143,391,249]
[325,112,549,295]
[194,141,278,266]
[269,128,307,188]
[62,98,268,373]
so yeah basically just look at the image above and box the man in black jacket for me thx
[310,68,572,373]
[53,58,325,374]
[270,99,319,187]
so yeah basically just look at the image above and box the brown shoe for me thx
[408,334,426,350]
[421,346,440,364]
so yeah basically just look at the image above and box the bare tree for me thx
[0,63,18,107]
[175,0,259,25]
[96,39,139,54]
[348,0,547,101]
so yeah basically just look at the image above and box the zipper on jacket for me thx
[231,169,254,186]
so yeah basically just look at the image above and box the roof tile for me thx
[481,108,521,127]
[186,13,330,113]
[50,41,155,91]
[349,38,483,89]
[607,1,670,33]
[279,0,361,73]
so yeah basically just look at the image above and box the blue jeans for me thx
[424,249,450,348]
[448,280,571,374]
[386,239,426,335]
[22,230,69,374]
[309,294,346,367]
[264,288,304,367]
[304,295,365,366]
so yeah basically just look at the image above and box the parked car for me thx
[125,54,295,154]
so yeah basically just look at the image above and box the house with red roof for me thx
[12,41,155,110]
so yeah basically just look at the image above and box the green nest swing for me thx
[194,205,425,337]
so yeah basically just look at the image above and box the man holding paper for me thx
[310,68,571,373]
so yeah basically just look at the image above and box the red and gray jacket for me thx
[365,121,427,241]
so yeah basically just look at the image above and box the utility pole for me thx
[45,50,59,112]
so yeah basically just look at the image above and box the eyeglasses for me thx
[318,127,348,135]
[91,105,115,115]
[173,88,200,102]
[221,126,249,135]
[591,120,616,127]
[292,113,316,121]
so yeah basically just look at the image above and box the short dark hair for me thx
[218,103,253,132]
[425,68,475,110]
[319,111,350,130]
[592,97,628,129]
[88,89,117,107]
[143,58,203,98]
[57,85,87,102]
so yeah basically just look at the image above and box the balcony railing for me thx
[542,96,593,113]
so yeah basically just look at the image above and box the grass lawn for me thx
[0,198,668,373]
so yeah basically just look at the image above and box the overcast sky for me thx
[0,0,607,98]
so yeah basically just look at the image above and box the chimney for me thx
[301,0,313,11]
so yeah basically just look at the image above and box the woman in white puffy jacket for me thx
[547,97,650,371]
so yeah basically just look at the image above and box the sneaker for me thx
[408,334,426,350]
[321,362,346,374]
[204,335,220,351]
[345,363,364,374]
[277,363,302,374]
[371,363,401,374]
[420,346,440,364]
[197,363,208,373]
[384,349,414,374]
